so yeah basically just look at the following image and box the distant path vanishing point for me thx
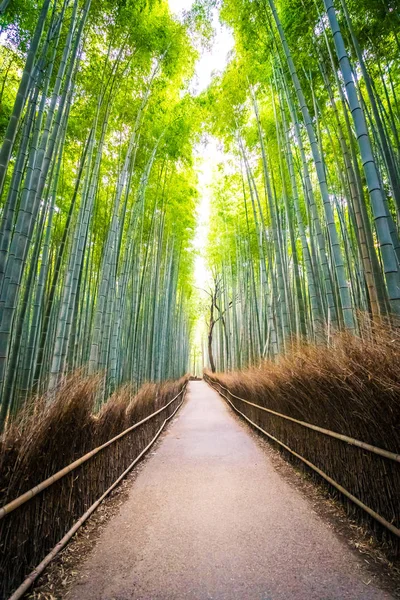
[68,381,392,600]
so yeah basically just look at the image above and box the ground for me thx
[31,381,399,599]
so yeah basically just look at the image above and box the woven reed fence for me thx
[0,373,188,598]
[204,370,400,557]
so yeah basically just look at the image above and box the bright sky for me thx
[192,139,223,289]
[169,0,234,290]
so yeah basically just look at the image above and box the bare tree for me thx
[204,274,232,373]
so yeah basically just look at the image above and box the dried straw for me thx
[205,323,400,556]
[0,372,188,598]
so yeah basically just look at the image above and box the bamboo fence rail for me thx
[206,379,400,463]
[204,374,400,539]
[0,385,187,519]
[1,382,187,598]
[7,391,185,600]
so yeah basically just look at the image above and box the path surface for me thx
[69,381,392,600]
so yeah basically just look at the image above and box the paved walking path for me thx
[69,381,392,600]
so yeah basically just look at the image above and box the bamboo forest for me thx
[1,0,400,598]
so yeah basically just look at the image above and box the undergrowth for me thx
[0,372,188,598]
[205,323,400,558]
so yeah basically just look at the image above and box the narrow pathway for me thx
[69,381,391,600]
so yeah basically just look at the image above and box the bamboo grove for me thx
[205,0,400,372]
[1,0,400,413]
[0,0,202,427]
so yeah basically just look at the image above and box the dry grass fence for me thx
[205,324,400,557]
[0,372,188,598]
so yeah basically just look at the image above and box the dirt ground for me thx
[30,381,399,600]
